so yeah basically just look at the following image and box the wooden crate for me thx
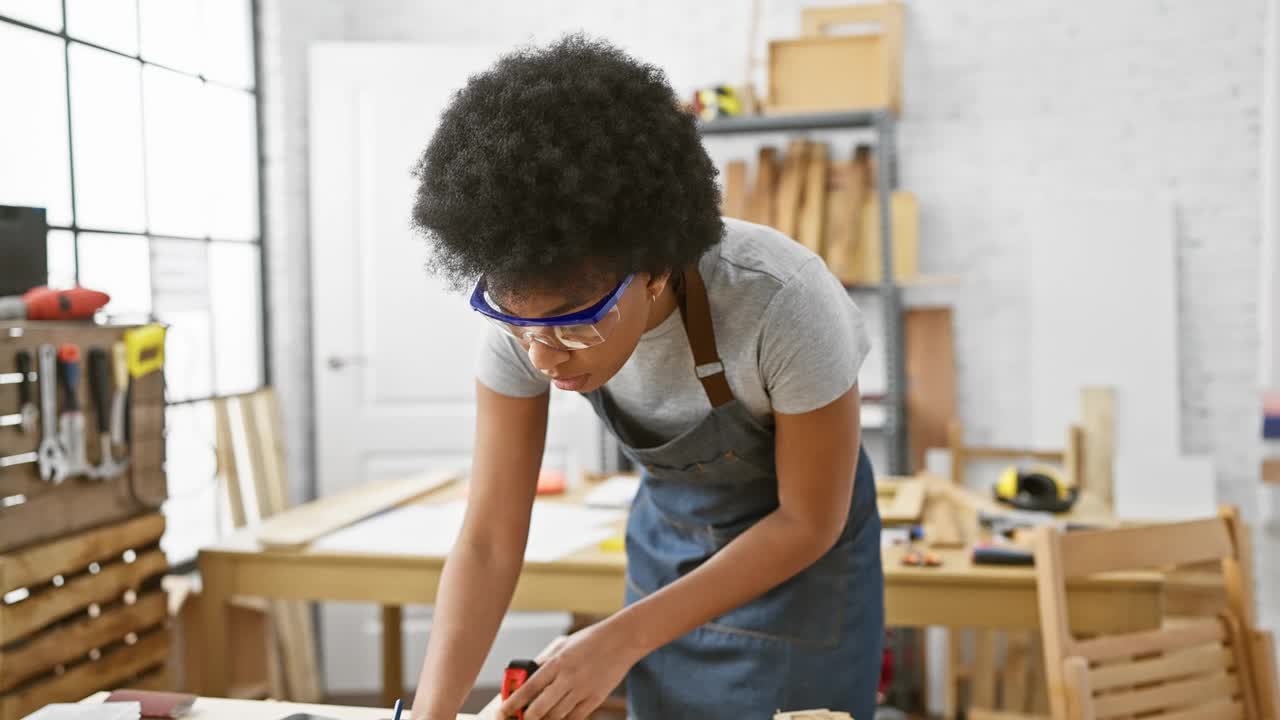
[766,2,904,115]
[0,513,169,720]
[0,322,166,553]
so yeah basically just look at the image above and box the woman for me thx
[409,35,883,720]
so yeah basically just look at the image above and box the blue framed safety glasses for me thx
[470,274,635,350]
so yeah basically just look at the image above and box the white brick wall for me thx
[259,0,1279,684]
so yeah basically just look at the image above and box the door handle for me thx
[326,355,366,370]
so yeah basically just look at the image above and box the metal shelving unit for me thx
[699,109,909,475]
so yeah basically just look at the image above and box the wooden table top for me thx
[71,693,474,720]
[201,474,1161,593]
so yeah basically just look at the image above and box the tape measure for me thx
[500,659,539,720]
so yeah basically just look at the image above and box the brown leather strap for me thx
[674,265,735,408]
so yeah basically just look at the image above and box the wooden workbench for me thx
[197,477,1164,703]
[64,692,473,719]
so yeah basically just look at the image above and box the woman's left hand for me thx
[497,619,642,720]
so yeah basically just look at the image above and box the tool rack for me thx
[0,321,169,719]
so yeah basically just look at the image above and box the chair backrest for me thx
[1034,508,1263,719]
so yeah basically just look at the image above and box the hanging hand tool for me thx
[57,344,91,480]
[0,286,110,321]
[0,353,35,428]
[123,324,166,378]
[88,347,128,480]
[15,350,36,434]
[36,344,69,483]
[109,341,129,450]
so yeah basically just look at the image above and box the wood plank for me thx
[0,513,165,593]
[214,398,247,529]
[821,160,857,282]
[747,147,779,226]
[877,479,925,524]
[1154,698,1244,720]
[723,160,748,219]
[923,490,964,548]
[1088,644,1233,692]
[256,390,293,516]
[961,447,1065,463]
[240,396,279,520]
[971,629,998,710]
[1059,519,1232,578]
[255,470,459,550]
[796,142,829,254]
[1080,387,1115,507]
[855,191,919,283]
[0,549,167,645]
[126,666,172,693]
[0,628,169,720]
[905,307,957,473]
[775,140,810,238]
[1264,458,1280,485]
[1074,620,1225,664]
[0,590,166,693]
[1091,672,1239,718]
[1001,631,1032,712]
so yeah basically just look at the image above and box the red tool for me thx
[500,659,540,720]
[0,286,110,321]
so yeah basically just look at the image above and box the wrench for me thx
[36,344,68,483]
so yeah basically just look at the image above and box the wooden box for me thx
[0,513,170,719]
[0,322,166,554]
[767,2,904,115]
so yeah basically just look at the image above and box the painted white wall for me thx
[258,0,1278,695]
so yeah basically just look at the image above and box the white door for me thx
[308,44,603,694]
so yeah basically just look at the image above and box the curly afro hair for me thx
[411,34,724,301]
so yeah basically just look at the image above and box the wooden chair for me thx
[1034,507,1269,719]
[212,389,323,703]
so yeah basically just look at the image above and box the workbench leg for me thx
[199,554,233,698]
[382,605,404,708]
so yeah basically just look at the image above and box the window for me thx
[0,2,265,565]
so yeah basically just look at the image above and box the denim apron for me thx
[580,266,884,719]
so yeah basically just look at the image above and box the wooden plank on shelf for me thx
[905,307,956,473]
[0,549,167,646]
[747,146,779,227]
[255,470,459,550]
[723,160,749,219]
[0,590,166,693]
[0,628,169,720]
[775,139,810,238]
[1079,387,1115,506]
[796,142,829,254]
[855,191,918,283]
[0,513,165,594]
[822,148,870,283]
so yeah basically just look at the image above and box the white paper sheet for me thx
[24,703,140,720]
[311,500,623,562]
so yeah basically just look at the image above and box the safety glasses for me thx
[469,274,635,350]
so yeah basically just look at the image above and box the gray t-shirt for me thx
[476,218,872,447]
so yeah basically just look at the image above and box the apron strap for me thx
[675,265,735,408]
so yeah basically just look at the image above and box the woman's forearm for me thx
[411,538,523,719]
